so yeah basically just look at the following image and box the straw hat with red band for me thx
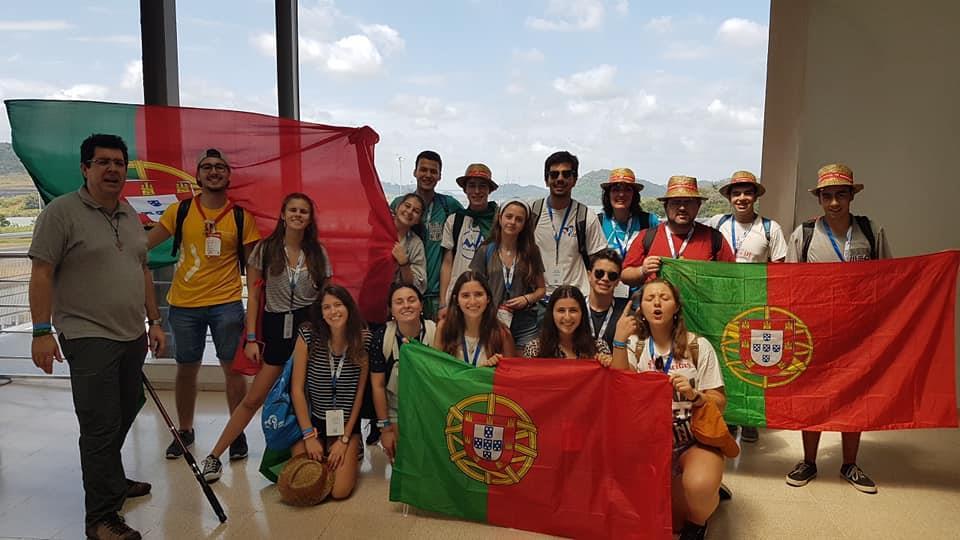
[719,170,766,198]
[456,163,498,192]
[657,175,708,201]
[600,167,644,191]
[809,163,863,195]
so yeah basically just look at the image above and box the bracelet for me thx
[147,318,162,327]
[523,295,530,307]
[246,332,257,341]
[376,419,392,428]
[33,328,53,338]
[33,322,52,332]
[612,339,628,349]
[302,428,318,440]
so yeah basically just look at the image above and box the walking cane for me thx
[142,373,228,523]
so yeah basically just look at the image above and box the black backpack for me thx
[800,215,876,262]
[170,198,247,275]
[530,198,591,270]
[641,224,725,261]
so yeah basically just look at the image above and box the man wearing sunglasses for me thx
[529,151,606,310]
[586,249,628,350]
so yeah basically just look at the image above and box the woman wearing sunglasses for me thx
[609,279,726,540]
[521,285,612,361]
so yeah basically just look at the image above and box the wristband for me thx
[612,339,628,349]
[376,419,392,428]
[246,332,257,341]
[33,328,52,338]
[33,322,52,332]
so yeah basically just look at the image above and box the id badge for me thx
[496,304,514,328]
[325,409,345,436]
[282,312,294,339]
[614,282,630,299]
[204,234,222,257]
[550,266,563,285]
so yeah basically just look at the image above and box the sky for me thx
[0,0,770,187]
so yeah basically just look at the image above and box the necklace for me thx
[98,209,122,251]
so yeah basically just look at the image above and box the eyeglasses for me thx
[592,269,620,281]
[199,163,229,172]
[86,158,127,169]
[548,170,576,180]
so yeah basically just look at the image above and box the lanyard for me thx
[284,247,305,311]
[729,217,757,254]
[648,338,674,374]
[588,303,614,341]
[665,224,695,259]
[607,216,635,258]
[194,197,234,234]
[328,350,346,406]
[822,219,852,262]
[461,336,482,366]
[501,249,517,294]
[394,323,426,356]
[546,198,573,264]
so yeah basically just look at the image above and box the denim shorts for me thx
[168,301,245,364]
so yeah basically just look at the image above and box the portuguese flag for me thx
[660,252,960,431]
[390,342,674,539]
[4,99,395,321]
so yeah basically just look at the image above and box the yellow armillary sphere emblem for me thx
[720,305,814,388]
[126,159,200,196]
[445,393,538,486]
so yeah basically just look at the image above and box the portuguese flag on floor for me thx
[660,252,960,431]
[4,99,395,321]
[389,342,674,539]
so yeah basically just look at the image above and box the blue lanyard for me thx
[394,324,425,355]
[547,198,573,259]
[821,219,851,262]
[648,338,673,374]
[606,216,634,258]
[328,351,346,407]
[462,336,482,366]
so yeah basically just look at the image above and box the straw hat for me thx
[277,454,335,506]
[600,167,644,191]
[809,163,863,195]
[657,175,707,201]
[718,170,766,198]
[456,163,498,192]
[691,401,741,458]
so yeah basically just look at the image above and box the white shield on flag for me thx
[472,423,504,461]
[750,329,783,367]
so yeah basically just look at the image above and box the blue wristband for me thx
[33,322,52,332]
[612,339,628,349]
[246,333,257,341]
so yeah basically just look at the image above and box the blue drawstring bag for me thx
[261,356,300,451]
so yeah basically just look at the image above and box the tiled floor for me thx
[1,379,959,539]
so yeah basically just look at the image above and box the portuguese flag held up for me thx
[5,99,395,321]
[390,342,673,540]
[661,252,960,431]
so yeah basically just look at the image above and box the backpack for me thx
[716,214,771,242]
[641,224,725,261]
[170,198,248,275]
[800,215,876,262]
[530,198,591,270]
[261,357,300,450]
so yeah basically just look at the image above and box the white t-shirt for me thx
[626,334,724,447]
[441,213,485,304]
[786,216,891,262]
[707,214,788,263]
[533,199,606,297]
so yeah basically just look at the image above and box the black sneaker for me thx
[841,463,878,494]
[727,423,739,437]
[741,426,760,443]
[678,520,707,540]
[165,429,194,459]
[201,455,223,483]
[719,482,733,501]
[229,432,248,461]
[786,460,817,487]
[85,513,141,539]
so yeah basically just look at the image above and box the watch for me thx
[340,435,350,445]
[148,318,163,327]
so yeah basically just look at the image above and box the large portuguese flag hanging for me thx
[4,99,395,321]
[390,342,673,539]
[660,252,960,431]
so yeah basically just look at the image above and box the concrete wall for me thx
[761,0,960,400]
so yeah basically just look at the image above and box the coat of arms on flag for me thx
[721,306,814,388]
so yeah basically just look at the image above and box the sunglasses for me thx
[592,269,620,281]
[548,170,576,180]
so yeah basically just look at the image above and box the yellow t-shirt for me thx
[159,199,261,307]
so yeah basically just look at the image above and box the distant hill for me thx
[0,143,28,176]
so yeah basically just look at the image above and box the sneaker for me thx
[165,429,194,459]
[125,478,152,498]
[85,513,141,540]
[841,463,878,494]
[719,482,733,501]
[229,433,248,461]
[366,423,382,446]
[727,423,739,437]
[201,455,223,483]
[786,460,818,487]
[678,520,707,540]
[741,426,760,443]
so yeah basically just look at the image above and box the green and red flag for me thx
[660,252,960,431]
[390,342,674,540]
[4,99,395,321]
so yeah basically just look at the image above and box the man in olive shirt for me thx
[29,134,165,540]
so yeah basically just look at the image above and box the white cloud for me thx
[71,35,139,45]
[614,0,629,15]
[662,41,710,60]
[252,33,276,56]
[360,24,405,55]
[121,60,142,90]
[526,0,604,31]
[48,84,109,100]
[388,94,459,129]
[717,18,768,48]
[513,48,545,62]
[253,20,404,76]
[706,99,762,128]
[553,64,618,98]
[0,20,72,31]
[644,16,672,33]
[322,35,383,74]
[505,82,525,95]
